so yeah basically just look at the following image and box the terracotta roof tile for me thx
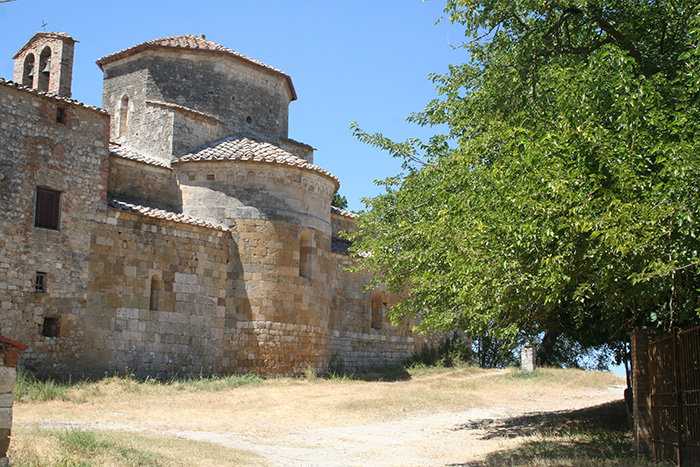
[108,198,228,231]
[96,34,296,100]
[174,136,340,189]
[0,77,106,114]
[110,144,172,168]
[331,205,358,219]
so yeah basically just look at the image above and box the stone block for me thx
[521,345,536,372]
[0,409,11,430]
[0,369,15,394]
[0,395,13,408]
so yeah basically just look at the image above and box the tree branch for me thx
[586,5,653,75]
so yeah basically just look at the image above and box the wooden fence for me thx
[649,326,700,466]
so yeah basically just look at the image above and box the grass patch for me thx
[14,369,75,402]
[14,370,263,404]
[499,367,623,389]
[161,373,263,392]
[9,427,268,467]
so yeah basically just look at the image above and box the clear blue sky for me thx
[0,0,466,212]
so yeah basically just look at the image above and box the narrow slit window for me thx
[34,187,61,230]
[149,275,161,311]
[56,107,66,124]
[118,95,129,138]
[35,272,46,292]
[371,293,384,330]
[299,230,312,279]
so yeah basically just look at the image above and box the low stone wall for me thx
[0,335,28,466]
[329,330,416,373]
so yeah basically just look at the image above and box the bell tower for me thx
[12,32,76,97]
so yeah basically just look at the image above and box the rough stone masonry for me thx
[0,32,434,379]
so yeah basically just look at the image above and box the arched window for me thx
[371,293,385,330]
[149,275,161,311]
[118,95,129,139]
[38,47,51,92]
[22,53,35,87]
[299,230,313,279]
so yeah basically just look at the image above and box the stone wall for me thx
[0,335,27,466]
[84,208,233,378]
[175,160,336,231]
[0,80,109,375]
[279,138,314,164]
[329,252,418,372]
[331,211,356,238]
[101,49,293,162]
[101,67,174,164]
[107,156,181,212]
[226,217,332,375]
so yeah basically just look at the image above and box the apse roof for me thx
[174,136,339,190]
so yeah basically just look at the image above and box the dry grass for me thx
[10,426,267,467]
[10,366,641,466]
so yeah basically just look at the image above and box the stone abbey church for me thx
[0,32,430,378]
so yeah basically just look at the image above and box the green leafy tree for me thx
[350,0,700,363]
[332,193,349,210]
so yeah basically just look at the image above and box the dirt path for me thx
[16,369,626,466]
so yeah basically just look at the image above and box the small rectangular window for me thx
[41,316,60,338]
[35,187,61,230]
[56,107,66,124]
[35,272,46,292]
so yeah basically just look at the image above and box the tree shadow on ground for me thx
[445,400,659,467]
[324,364,412,382]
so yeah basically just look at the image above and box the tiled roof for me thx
[331,205,358,219]
[0,77,106,115]
[108,198,228,231]
[96,34,296,100]
[109,144,172,169]
[174,136,340,188]
[331,237,353,255]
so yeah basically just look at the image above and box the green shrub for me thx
[14,369,70,402]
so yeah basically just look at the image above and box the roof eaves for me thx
[108,198,229,231]
[0,77,107,115]
[331,205,359,219]
[96,36,297,101]
[109,144,172,169]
